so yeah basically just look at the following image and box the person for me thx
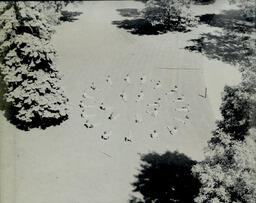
[166,126,173,135]
[153,108,158,117]
[136,90,144,102]
[120,92,128,102]
[82,92,94,99]
[82,93,87,99]
[175,105,189,112]
[176,95,184,101]
[81,111,87,118]
[153,80,161,89]
[79,101,85,108]
[140,75,146,84]
[173,126,178,134]
[145,107,158,117]
[99,102,106,111]
[135,114,142,124]
[108,112,119,120]
[90,82,96,90]
[106,75,112,85]
[125,132,132,142]
[101,131,110,140]
[170,85,178,93]
[124,74,130,83]
[150,130,158,138]
[84,119,94,128]
[108,112,114,120]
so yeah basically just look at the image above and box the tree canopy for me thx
[193,130,256,203]
[141,0,196,31]
[0,2,69,130]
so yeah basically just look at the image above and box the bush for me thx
[141,0,197,31]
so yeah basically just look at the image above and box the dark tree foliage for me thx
[130,151,201,203]
[212,85,252,142]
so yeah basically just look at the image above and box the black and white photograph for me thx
[0,0,255,202]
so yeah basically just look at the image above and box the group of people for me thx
[78,73,191,142]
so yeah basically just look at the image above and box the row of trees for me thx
[0,2,69,130]
[193,45,256,203]
[192,0,256,199]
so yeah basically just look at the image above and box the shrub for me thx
[141,0,197,31]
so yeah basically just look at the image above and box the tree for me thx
[141,0,196,31]
[214,85,252,141]
[0,2,69,130]
[228,0,255,20]
[130,151,201,203]
[193,130,256,203]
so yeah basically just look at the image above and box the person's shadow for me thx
[129,151,201,203]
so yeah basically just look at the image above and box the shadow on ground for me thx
[113,8,190,35]
[116,8,141,18]
[185,32,254,67]
[134,0,216,4]
[185,9,255,67]
[198,10,255,33]
[194,0,216,5]
[112,18,171,35]
[129,151,200,203]
[60,10,83,22]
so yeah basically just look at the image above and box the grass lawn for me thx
[0,1,242,203]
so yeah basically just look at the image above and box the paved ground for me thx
[0,1,241,203]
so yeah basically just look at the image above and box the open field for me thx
[0,1,242,203]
